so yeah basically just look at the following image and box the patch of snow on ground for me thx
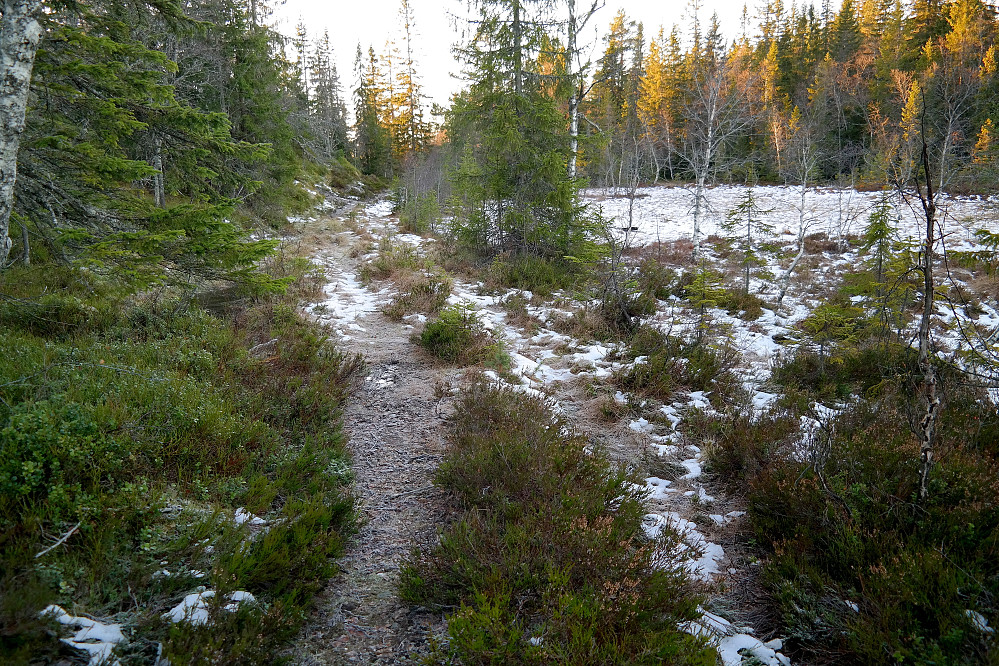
[682,608,792,666]
[308,268,390,339]
[41,605,125,666]
[165,589,256,626]
[642,513,725,581]
[234,507,265,527]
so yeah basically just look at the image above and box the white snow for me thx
[967,609,994,634]
[41,605,125,666]
[164,589,257,626]
[233,507,265,527]
[682,607,792,666]
[642,513,725,582]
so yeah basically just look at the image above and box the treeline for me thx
[378,0,998,274]
[1,0,439,285]
[581,0,998,191]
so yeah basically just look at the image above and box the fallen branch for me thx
[35,522,81,559]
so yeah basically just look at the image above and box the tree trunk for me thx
[19,217,28,265]
[776,179,808,313]
[0,0,43,267]
[917,140,939,500]
[153,135,166,208]
[692,173,705,260]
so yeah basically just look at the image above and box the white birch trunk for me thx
[775,179,808,313]
[692,173,705,260]
[917,143,939,500]
[0,0,43,266]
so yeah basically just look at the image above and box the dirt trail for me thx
[291,210,453,665]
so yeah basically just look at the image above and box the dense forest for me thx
[1,0,998,664]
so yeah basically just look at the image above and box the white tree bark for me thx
[916,141,939,500]
[0,0,43,267]
[564,0,601,180]
[775,179,809,313]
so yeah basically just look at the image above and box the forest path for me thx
[289,194,789,665]
[290,202,453,665]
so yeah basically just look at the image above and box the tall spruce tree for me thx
[10,0,284,288]
[353,45,392,177]
[450,0,598,261]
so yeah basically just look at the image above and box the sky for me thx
[272,0,809,110]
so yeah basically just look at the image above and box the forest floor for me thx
[281,187,884,664]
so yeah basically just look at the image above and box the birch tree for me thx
[775,105,821,313]
[564,0,603,179]
[680,37,749,260]
[0,0,44,266]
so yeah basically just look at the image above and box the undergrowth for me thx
[615,326,741,406]
[0,263,361,664]
[418,303,510,370]
[709,342,999,665]
[399,382,715,665]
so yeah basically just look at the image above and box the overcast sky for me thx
[273,0,825,110]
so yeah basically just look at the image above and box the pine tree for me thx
[861,193,898,289]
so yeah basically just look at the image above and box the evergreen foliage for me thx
[447,0,602,264]
[10,0,312,289]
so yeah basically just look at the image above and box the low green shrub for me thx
[720,289,766,320]
[0,267,360,663]
[359,240,430,283]
[384,272,453,320]
[743,391,999,665]
[771,341,919,401]
[616,326,739,404]
[419,303,509,369]
[400,383,715,665]
[486,254,581,297]
[700,407,800,487]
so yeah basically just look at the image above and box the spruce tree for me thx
[353,45,392,177]
[721,185,775,295]
[449,0,599,262]
[12,0,285,289]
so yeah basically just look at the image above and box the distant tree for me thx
[304,31,349,163]
[775,105,822,314]
[353,45,392,177]
[679,23,750,260]
[391,0,431,159]
[637,27,685,181]
[721,184,775,295]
